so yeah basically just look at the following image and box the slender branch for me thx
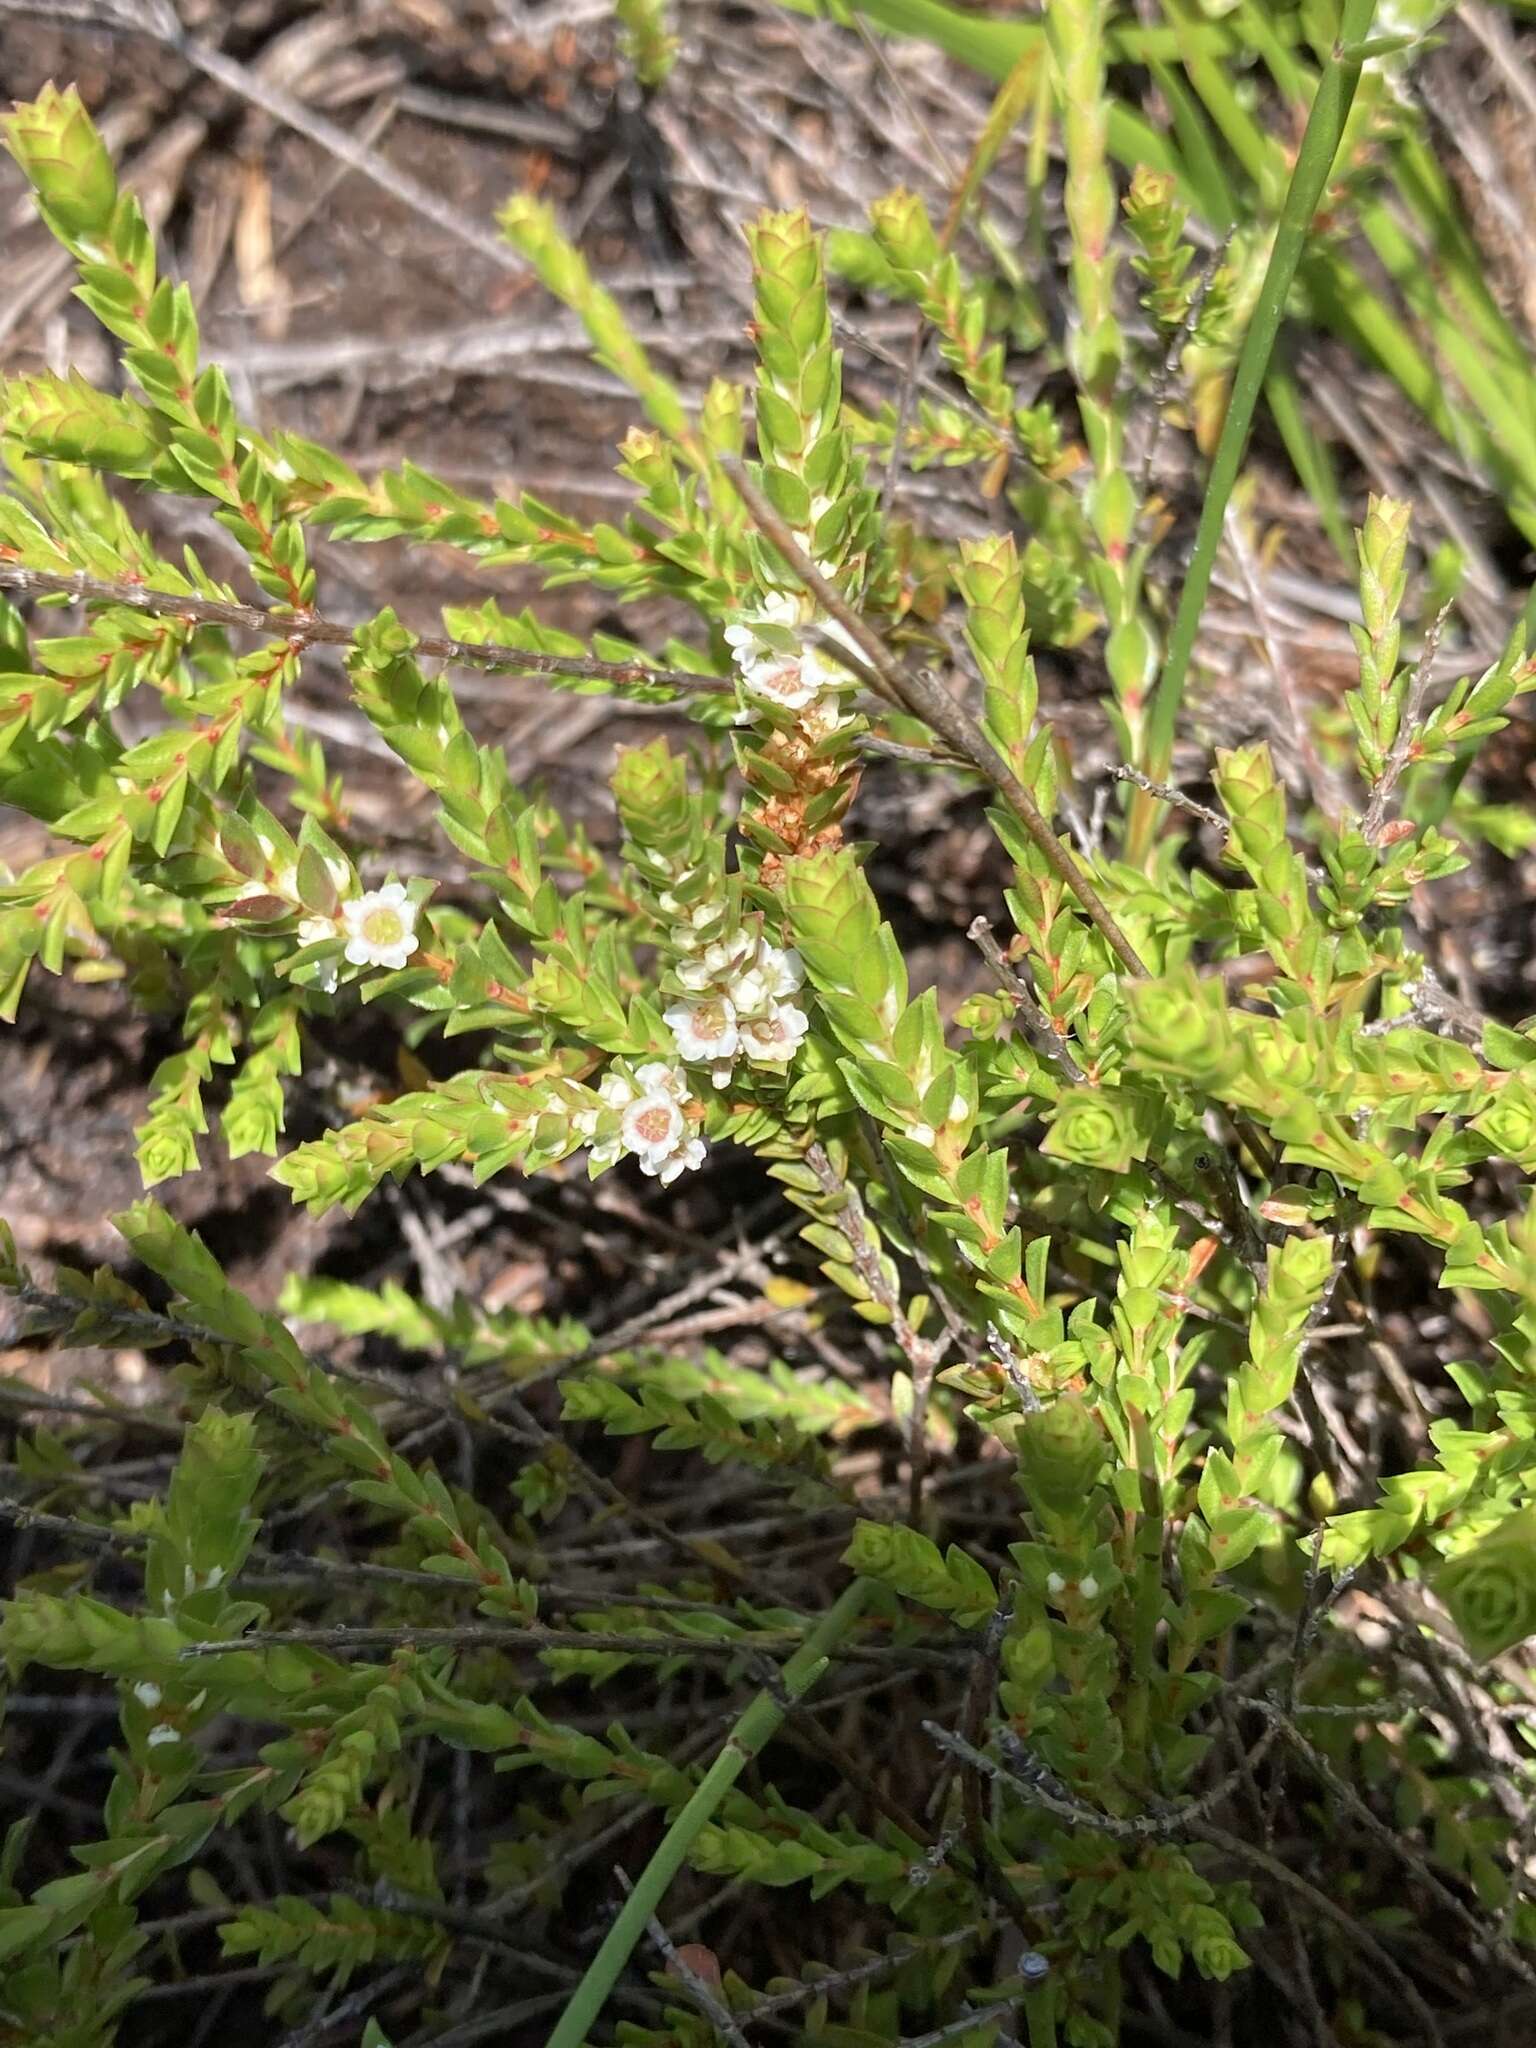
[966,916,1086,1083]
[1361,599,1454,844]
[926,1721,1276,1844]
[1188,1816,1446,2048]
[619,1873,754,2048]
[1242,1693,1536,1985]
[804,1141,943,1524]
[0,564,729,695]
[1107,763,1227,837]
[177,1617,947,1667]
[741,1924,992,2024]
[724,463,1147,978]
[897,2003,1022,2048]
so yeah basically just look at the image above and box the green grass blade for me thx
[1140,0,1381,793]
[544,1576,872,2048]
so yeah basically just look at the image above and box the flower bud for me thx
[4,84,117,239]
[1016,1394,1106,1515]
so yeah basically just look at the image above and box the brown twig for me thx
[1107,763,1227,836]
[0,564,729,696]
[805,1143,944,1524]
[1188,1816,1447,2048]
[617,1871,754,2048]
[1242,1693,1536,1988]
[966,915,1086,1083]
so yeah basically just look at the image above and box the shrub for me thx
[3,50,1536,2048]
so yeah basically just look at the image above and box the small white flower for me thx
[801,642,852,692]
[340,882,419,971]
[948,1093,969,1124]
[728,938,798,1014]
[633,1061,689,1102]
[800,695,854,742]
[907,1123,936,1147]
[676,933,753,994]
[599,1068,639,1111]
[740,654,820,712]
[728,965,770,1013]
[133,1680,162,1709]
[1078,1574,1100,1600]
[665,997,740,1071]
[649,1134,706,1185]
[583,1068,636,1168]
[621,1091,686,1164]
[583,1061,707,1183]
[756,941,803,999]
[1045,1572,1067,1599]
[147,1723,180,1748]
[739,1001,810,1065]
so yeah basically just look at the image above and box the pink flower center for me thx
[631,1104,676,1146]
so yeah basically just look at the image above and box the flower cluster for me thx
[663,926,809,1086]
[723,591,855,732]
[576,1060,706,1185]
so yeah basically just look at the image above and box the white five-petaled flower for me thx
[622,1062,706,1184]
[724,594,859,727]
[340,882,419,971]
[740,654,821,712]
[146,1723,180,1748]
[582,1061,707,1185]
[664,997,741,1086]
[668,930,809,1080]
[727,938,802,1014]
[738,1001,809,1065]
[133,1680,162,1709]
